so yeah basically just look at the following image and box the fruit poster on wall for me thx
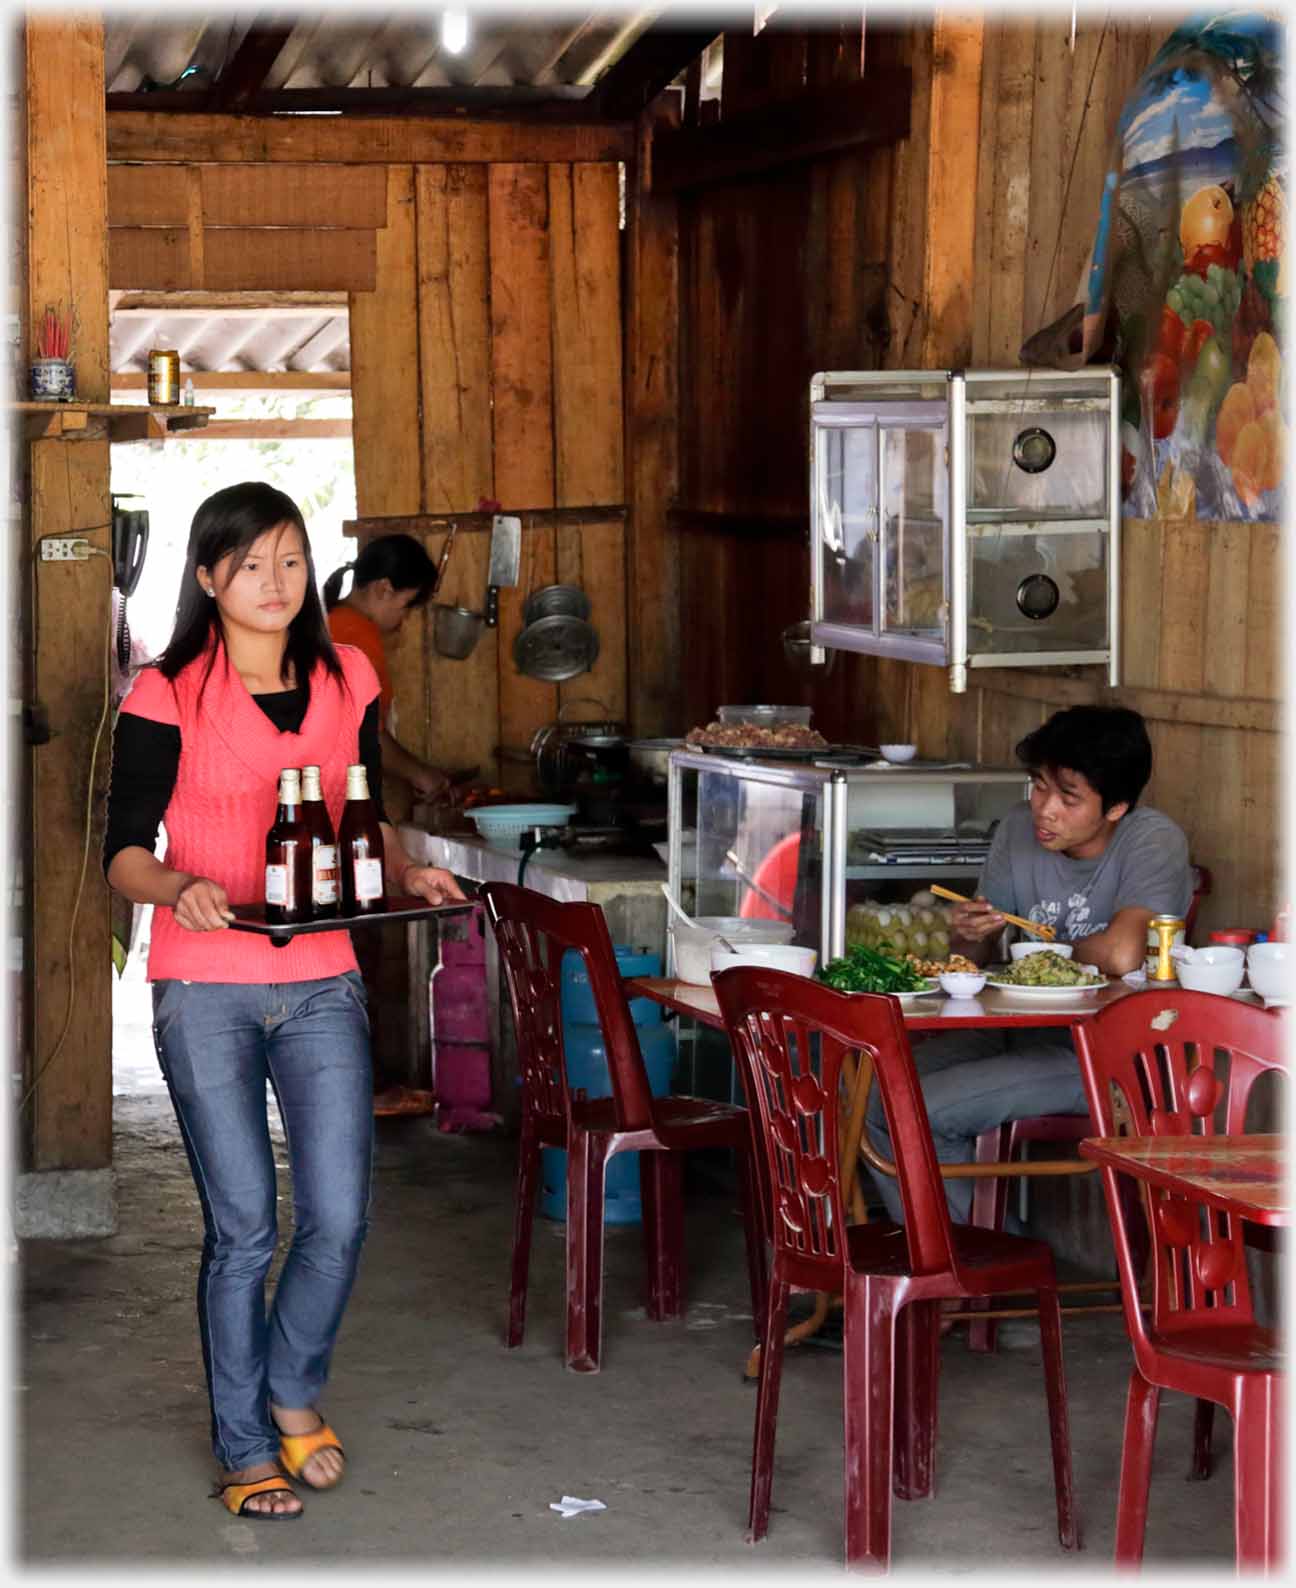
[1024,12,1284,521]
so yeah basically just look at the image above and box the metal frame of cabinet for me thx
[808,367,1121,692]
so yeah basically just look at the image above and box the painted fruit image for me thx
[1141,352,1180,440]
[1215,382,1254,466]
[1242,171,1285,297]
[1245,330,1281,415]
[1180,184,1234,254]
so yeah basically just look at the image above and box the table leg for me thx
[407,917,434,1092]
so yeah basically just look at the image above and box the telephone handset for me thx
[111,494,149,598]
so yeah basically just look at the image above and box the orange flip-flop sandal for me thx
[277,1417,346,1491]
[212,1473,302,1520]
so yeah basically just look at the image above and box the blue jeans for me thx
[151,974,373,1471]
[864,1027,1088,1227]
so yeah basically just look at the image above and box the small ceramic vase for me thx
[30,358,74,401]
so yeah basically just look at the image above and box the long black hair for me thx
[322,532,438,611]
[156,481,342,691]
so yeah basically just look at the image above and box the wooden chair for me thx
[1072,990,1285,1570]
[481,881,767,1372]
[713,964,1079,1569]
[967,863,1214,1352]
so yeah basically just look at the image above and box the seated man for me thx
[865,704,1191,1227]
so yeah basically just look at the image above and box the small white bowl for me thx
[1010,940,1073,961]
[1177,947,1246,996]
[710,942,818,978]
[938,970,987,998]
[879,743,917,764]
[1246,941,1291,1004]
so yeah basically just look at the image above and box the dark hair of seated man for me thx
[1015,705,1152,816]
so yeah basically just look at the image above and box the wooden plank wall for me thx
[954,11,1282,934]
[351,158,626,794]
[668,10,1283,930]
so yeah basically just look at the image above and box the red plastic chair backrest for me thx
[480,882,655,1132]
[1072,991,1286,1348]
[712,966,961,1285]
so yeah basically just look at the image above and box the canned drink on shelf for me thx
[1145,914,1186,981]
[146,348,180,405]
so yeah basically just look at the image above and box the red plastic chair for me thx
[1071,991,1286,1570]
[967,863,1215,1353]
[712,965,1079,1569]
[481,881,767,1372]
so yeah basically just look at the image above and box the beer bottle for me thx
[301,764,339,920]
[339,763,386,915]
[265,767,312,924]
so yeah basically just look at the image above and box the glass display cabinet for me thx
[665,749,1029,967]
[664,748,1028,1103]
[808,367,1121,692]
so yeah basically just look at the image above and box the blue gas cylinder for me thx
[560,944,664,1027]
[541,947,675,1225]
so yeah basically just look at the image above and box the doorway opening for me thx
[109,388,356,1100]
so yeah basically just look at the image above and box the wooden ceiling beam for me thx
[108,85,597,117]
[206,19,296,112]
[113,290,346,313]
[585,23,724,121]
[649,67,912,196]
[107,111,633,164]
[112,371,350,389]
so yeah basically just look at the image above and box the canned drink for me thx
[146,348,180,405]
[1146,914,1186,981]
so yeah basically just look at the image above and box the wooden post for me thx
[625,99,682,738]
[23,16,114,1188]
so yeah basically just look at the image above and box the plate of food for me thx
[986,950,1108,999]
[686,720,832,758]
[817,944,937,998]
[894,981,941,1000]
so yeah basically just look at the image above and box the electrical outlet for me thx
[40,537,91,561]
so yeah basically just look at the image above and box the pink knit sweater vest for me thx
[120,643,380,984]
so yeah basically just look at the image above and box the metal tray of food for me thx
[229,893,476,948]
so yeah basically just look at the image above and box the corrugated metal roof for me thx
[104,11,658,99]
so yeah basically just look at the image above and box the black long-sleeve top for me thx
[104,688,387,876]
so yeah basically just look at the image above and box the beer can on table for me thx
[1145,914,1186,981]
[146,349,180,405]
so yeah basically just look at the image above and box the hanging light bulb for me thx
[442,9,470,56]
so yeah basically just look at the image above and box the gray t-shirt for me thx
[977,803,1192,942]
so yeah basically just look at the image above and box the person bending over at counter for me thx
[323,533,450,802]
[864,704,1191,1228]
[105,481,465,1519]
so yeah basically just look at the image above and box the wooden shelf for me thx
[9,401,216,441]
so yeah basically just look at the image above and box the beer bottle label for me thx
[313,844,339,906]
[265,864,289,905]
[354,857,384,902]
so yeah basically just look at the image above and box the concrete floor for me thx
[15,978,1242,1573]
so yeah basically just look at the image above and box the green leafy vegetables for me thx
[817,944,934,995]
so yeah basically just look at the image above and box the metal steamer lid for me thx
[522,583,592,626]
[513,614,600,682]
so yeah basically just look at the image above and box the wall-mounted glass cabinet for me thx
[809,368,1121,692]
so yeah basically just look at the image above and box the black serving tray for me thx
[229,892,476,948]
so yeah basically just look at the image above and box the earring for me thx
[205,586,215,598]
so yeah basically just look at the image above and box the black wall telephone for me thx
[111,494,149,598]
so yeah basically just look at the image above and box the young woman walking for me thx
[106,482,464,1519]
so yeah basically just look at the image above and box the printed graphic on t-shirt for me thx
[1029,894,1107,941]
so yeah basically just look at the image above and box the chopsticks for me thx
[929,883,1057,941]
